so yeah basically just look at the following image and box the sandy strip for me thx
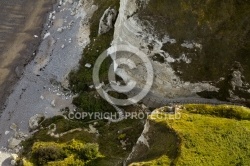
[0,0,56,112]
[0,0,94,164]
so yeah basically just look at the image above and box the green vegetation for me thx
[185,104,250,120]
[20,115,144,165]
[21,116,96,157]
[131,104,250,165]
[138,0,250,100]
[22,140,103,166]
[127,120,179,165]
[69,0,120,113]
[19,0,250,165]
[20,1,145,165]
[20,105,250,165]
[130,155,171,166]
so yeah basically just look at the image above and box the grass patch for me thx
[21,140,103,166]
[184,104,250,120]
[95,118,145,165]
[130,155,171,166]
[21,116,96,157]
[127,120,179,165]
[21,115,145,165]
[131,104,250,165]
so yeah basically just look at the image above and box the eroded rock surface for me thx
[98,7,117,35]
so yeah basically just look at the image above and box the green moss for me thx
[23,140,103,166]
[21,115,144,165]
[130,155,171,166]
[96,119,145,165]
[184,104,250,120]
[128,120,179,165]
[132,104,250,165]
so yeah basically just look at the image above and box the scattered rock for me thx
[11,160,16,166]
[120,140,126,147]
[15,66,23,77]
[15,131,28,139]
[71,11,76,16]
[141,104,147,110]
[49,13,53,20]
[34,35,38,38]
[57,27,63,32]
[8,138,21,149]
[5,131,10,135]
[10,154,18,161]
[85,63,91,68]
[89,124,98,134]
[10,123,17,131]
[61,44,65,49]
[43,32,51,39]
[51,100,56,107]
[98,7,117,35]
[68,0,74,4]
[10,160,16,165]
[231,70,243,90]
[40,95,44,100]
[29,114,44,130]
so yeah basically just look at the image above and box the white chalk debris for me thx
[85,63,91,68]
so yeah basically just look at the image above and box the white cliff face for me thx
[126,119,150,163]
[98,7,118,35]
[111,0,218,98]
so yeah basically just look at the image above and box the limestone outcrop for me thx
[98,7,117,35]
[29,114,44,130]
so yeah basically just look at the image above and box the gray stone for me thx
[8,138,21,149]
[11,160,16,166]
[10,154,18,161]
[29,114,44,130]
[10,123,17,131]
[68,0,74,4]
[98,7,117,35]
[57,27,63,32]
[51,100,56,107]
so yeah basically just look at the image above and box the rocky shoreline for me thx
[0,0,56,113]
[0,0,93,164]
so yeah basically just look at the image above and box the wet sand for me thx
[0,0,56,111]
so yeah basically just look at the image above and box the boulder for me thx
[15,131,28,139]
[29,114,44,130]
[68,0,74,4]
[57,27,63,32]
[230,70,243,90]
[10,154,18,165]
[98,7,117,35]
[51,100,56,107]
[11,160,16,166]
[10,123,17,131]
[85,63,92,68]
[10,154,18,161]
[8,138,21,149]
